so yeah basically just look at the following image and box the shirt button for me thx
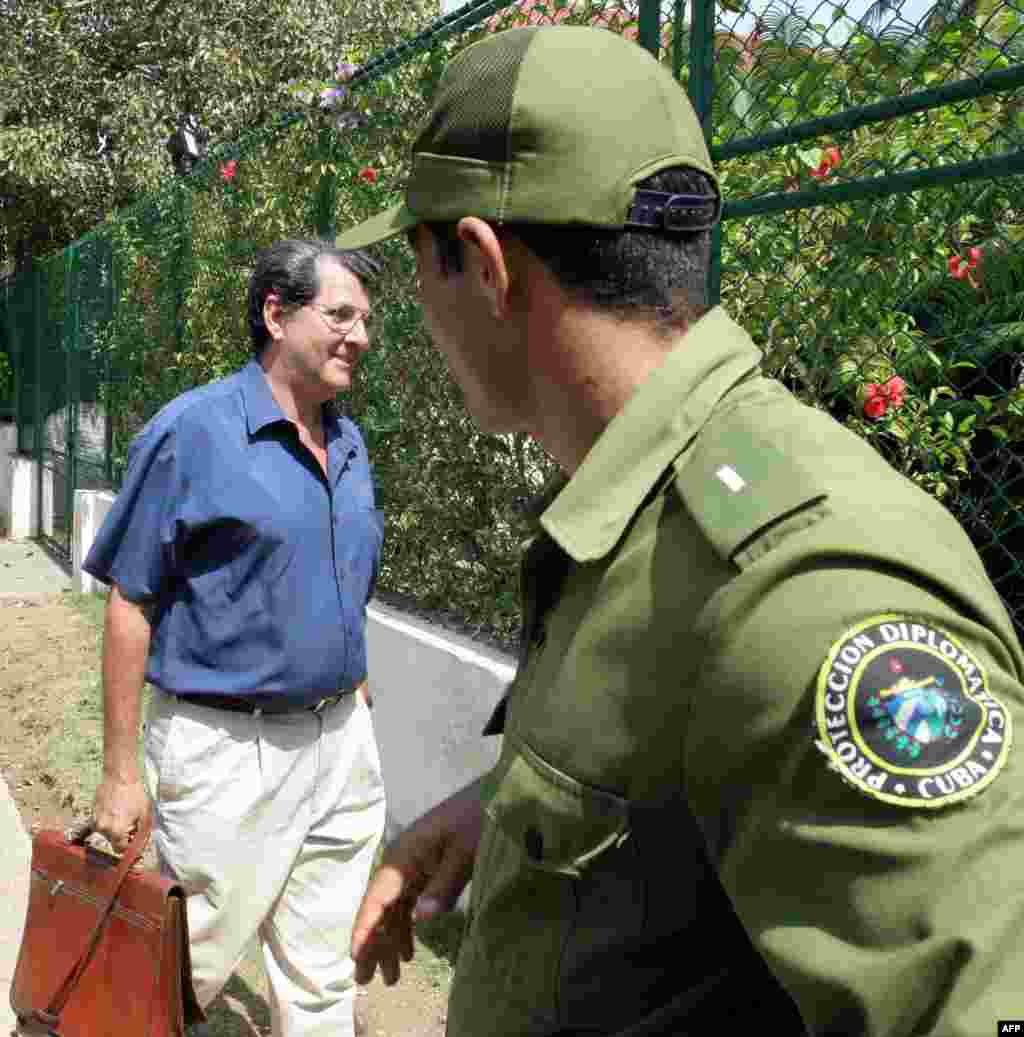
[524,827,544,862]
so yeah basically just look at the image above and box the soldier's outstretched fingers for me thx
[352,864,417,985]
[353,780,486,984]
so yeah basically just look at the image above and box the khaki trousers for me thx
[143,689,386,1037]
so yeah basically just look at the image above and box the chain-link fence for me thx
[2,0,1023,643]
[0,275,14,421]
[699,0,1024,626]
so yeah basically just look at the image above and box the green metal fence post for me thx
[105,244,116,487]
[315,127,338,239]
[173,185,189,353]
[673,0,686,82]
[64,244,80,556]
[6,278,18,435]
[33,266,42,531]
[638,0,662,58]
[687,0,719,306]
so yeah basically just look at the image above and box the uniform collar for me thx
[240,358,345,438]
[540,307,762,563]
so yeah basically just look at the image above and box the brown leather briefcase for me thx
[9,806,204,1036]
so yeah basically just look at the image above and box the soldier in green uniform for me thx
[336,25,1024,1036]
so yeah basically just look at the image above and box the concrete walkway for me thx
[0,539,71,596]
[0,539,70,1034]
[0,778,30,1035]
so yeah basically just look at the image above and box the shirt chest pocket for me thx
[225,530,294,604]
[182,518,294,607]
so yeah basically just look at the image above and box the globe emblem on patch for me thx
[856,653,976,770]
[866,675,965,760]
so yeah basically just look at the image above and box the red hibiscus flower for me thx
[220,159,238,183]
[863,387,888,419]
[885,375,906,407]
[949,247,982,284]
[810,146,842,180]
[357,167,378,184]
[863,376,906,421]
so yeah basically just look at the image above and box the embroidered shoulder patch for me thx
[814,615,1012,808]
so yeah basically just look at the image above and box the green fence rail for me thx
[0,275,13,421]
[2,0,1024,645]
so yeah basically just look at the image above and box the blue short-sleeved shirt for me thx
[83,359,383,705]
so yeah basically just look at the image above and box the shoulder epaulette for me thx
[672,404,828,565]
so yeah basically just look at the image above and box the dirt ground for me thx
[0,592,450,1037]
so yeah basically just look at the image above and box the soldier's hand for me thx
[92,775,149,855]
[351,780,485,987]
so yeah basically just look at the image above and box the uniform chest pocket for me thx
[484,737,630,876]
[457,739,640,1031]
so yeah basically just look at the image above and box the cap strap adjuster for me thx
[625,190,721,233]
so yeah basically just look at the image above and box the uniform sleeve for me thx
[82,423,182,602]
[684,557,1024,1036]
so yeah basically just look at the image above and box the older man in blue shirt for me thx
[85,239,387,1037]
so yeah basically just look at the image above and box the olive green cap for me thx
[335,26,719,250]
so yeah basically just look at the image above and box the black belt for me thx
[173,691,351,715]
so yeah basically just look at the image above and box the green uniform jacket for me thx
[446,307,1024,1037]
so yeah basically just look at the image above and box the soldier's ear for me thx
[456,217,513,321]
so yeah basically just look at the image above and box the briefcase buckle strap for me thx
[38,808,155,1023]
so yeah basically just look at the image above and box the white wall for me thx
[1,404,107,540]
[0,424,15,534]
[366,602,511,836]
[4,455,52,540]
[73,489,115,593]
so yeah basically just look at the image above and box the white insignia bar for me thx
[715,465,746,493]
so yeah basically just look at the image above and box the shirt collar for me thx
[240,359,348,443]
[540,307,762,563]
[241,358,289,435]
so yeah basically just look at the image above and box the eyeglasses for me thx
[309,302,374,335]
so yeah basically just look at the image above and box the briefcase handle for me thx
[30,803,155,1031]
[68,805,154,873]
